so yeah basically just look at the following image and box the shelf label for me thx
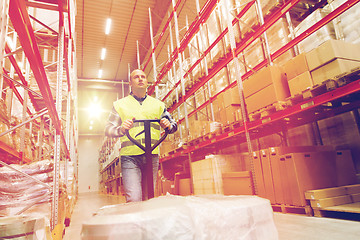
[301,101,314,109]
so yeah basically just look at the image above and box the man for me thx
[105,69,177,202]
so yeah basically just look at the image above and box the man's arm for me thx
[160,108,177,134]
[105,107,124,137]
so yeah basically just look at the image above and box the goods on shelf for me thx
[0,215,51,239]
[294,8,336,53]
[266,17,294,65]
[0,159,53,216]
[325,0,360,44]
[243,65,289,113]
[305,184,360,209]
[191,154,248,195]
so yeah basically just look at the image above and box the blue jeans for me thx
[121,154,159,202]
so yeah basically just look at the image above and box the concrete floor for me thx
[64,192,360,240]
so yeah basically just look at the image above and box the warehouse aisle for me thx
[63,192,126,239]
[64,192,360,239]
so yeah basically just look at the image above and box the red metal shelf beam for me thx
[161,0,256,103]
[5,44,39,113]
[169,0,358,116]
[9,0,70,157]
[142,0,182,71]
[161,78,360,162]
[0,141,31,163]
[148,0,218,94]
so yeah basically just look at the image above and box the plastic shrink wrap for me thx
[0,160,53,216]
[82,195,278,240]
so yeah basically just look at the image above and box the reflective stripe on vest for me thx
[113,95,165,155]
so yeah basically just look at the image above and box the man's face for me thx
[130,70,148,90]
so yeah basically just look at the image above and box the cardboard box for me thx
[305,186,347,200]
[223,85,241,107]
[288,71,314,96]
[345,184,360,195]
[222,171,254,195]
[252,151,267,198]
[268,146,334,205]
[311,58,360,85]
[225,105,241,124]
[351,193,360,202]
[179,178,191,196]
[335,150,358,186]
[306,39,360,70]
[283,53,310,79]
[243,65,287,98]
[245,81,290,113]
[310,195,352,209]
[191,155,245,195]
[259,149,276,204]
[282,151,337,206]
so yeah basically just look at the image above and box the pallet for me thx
[312,202,360,220]
[272,204,313,216]
[249,101,288,121]
[333,66,360,87]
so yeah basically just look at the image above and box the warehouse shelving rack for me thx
[0,0,78,233]
[139,0,360,195]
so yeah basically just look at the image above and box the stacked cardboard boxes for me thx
[191,154,246,195]
[283,40,360,97]
[243,65,289,113]
[305,184,360,209]
[253,146,358,206]
[307,40,360,85]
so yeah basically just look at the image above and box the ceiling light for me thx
[101,48,106,60]
[98,69,103,78]
[90,120,94,125]
[105,18,112,35]
[89,125,93,130]
[87,103,102,118]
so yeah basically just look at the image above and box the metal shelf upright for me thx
[1,0,79,232]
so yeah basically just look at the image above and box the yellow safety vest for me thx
[114,95,165,155]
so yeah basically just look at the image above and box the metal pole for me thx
[136,40,141,68]
[38,116,44,161]
[196,0,214,121]
[51,24,64,230]
[149,7,159,98]
[254,0,272,65]
[168,15,183,140]
[223,2,256,194]
[172,0,189,132]
[0,0,9,92]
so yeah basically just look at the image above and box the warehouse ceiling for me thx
[75,0,206,136]
[76,0,171,136]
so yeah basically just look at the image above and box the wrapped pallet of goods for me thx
[189,34,204,82]
[219,0,242,50]
[206,10,225,66]
[294,8,336,53]
[266,18,294,65]
[0,160,53,217]
[306,39,360,85]
[325,0,360,44]
[243,38,265,70]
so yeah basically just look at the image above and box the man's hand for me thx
[160,118,171,130]
[120,118,134,134]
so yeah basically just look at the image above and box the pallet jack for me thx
[125,119,169,200]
